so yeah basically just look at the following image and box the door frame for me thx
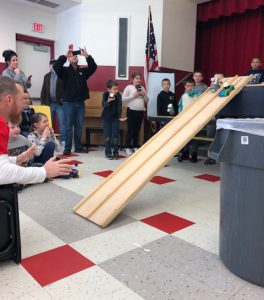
[16,33,55,59]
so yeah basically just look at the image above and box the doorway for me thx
[15,34,54,101]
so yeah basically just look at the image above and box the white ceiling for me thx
[8,0,81,14]
[7,0,210,14]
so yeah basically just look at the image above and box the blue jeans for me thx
[63,101,85,151]
[34,142,55,164]
[50,102,65,142]
[104,119,120,156]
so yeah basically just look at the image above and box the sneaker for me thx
[133,148,139,152]
[75,148,86,153]
[105,154,113,160]
[63,149,71,155]
[204,158,216,165]
[125,148,133,156]
[113,154,119,160]
[176,154,183,162]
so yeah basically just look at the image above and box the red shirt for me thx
[0,116,9,155]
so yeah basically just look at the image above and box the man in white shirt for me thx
[0,76,72,185]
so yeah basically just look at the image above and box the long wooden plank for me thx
[74,83,222,214]
[75,79,230,208]
[74,75,252,227]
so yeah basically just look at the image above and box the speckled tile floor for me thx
[1,148,264,300]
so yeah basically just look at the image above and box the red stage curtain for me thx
[198,0,264,22]
[195,7,264,83]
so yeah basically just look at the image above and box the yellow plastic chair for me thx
[30,105,61,139]
[30,105,52,127]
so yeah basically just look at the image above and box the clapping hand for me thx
[49,127,55,137]
[14,68,20,75]
[42,127,51,139]
[16,145,37,165]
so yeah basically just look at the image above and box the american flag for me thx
[145,7,159,83]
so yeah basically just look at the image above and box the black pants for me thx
[181,141,198,156]
[125,108,144,148]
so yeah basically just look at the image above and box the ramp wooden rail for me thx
[74,75,252,227]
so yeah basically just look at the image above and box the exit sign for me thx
[32,23,44,33]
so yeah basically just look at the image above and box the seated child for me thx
[193,71,207,94]
[28,112,60,164]
[8,121,37,166]
[20,91,35,137]
[244,57,264,84]
[102,80,126,160]
[157,78,178,117]
[178,78,201,163]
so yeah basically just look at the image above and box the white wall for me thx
[56,5,82,63]
[16,41,51,98]
[56,0,163,66]
[0,0,56,63]
[161,0,197,71]
[0,0,198,72]
[56,0,197,71]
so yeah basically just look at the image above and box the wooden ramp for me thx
[74,75,252,227]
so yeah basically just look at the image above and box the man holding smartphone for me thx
[53,47,97,155]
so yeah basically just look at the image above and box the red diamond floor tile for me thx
[150,176,175,185]
[93,170,113,177]
[21,245,94,287]
[94,171,174,185]
[194,174,220,182]
[140,212,195,234]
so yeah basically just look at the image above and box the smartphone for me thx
[72,50,81,56]
[136,85,142,92]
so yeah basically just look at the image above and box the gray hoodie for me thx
[2,68,31,91]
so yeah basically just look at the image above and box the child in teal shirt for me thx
[178,78,200,162]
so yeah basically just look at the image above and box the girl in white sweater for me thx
[122,72,148,156]
[28,113,60,164]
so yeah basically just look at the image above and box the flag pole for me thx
[148,5,151,58]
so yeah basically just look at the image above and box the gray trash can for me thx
[208,119,264,287]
